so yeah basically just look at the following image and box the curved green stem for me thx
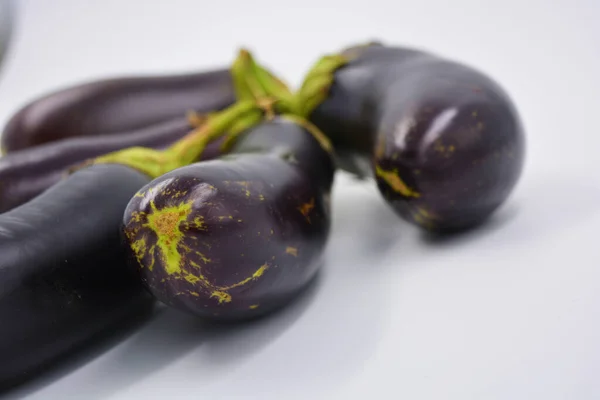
[79,47,343,179]
[230,48,296,114]
[88,100,267,178]
[293,54,349,118]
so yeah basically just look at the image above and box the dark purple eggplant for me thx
[0,164,154,390]
[307,43,525,232]
[122,117,334,321]
[0,117,226,214]
[1,68,234,152]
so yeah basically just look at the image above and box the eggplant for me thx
[122,117,334,321]
[2,68,235,152]
[0,164,153,390]
[0,117,225,214]
[308,43,525,232]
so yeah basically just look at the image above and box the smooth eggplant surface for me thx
[0,113,227,215]
[310,44,525,232]
[122,118,334,321]
[0,118,187,213]
[2,68,234,152]
[0,164,153,390]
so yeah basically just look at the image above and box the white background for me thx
[1,0,600,399]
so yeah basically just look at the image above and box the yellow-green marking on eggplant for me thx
[375,165,421,198]
[412,207,438,230]
[130,237,147,266]
[191,216,206,230]
[185,274,202,284]
[249,304,260,309]
[220,263,269,291]
[211,291,232,304]
[144,200,194,275]
[298,198,315,222]
[181,263,272,304]
[286,247,298,257]
[129,211,145,223]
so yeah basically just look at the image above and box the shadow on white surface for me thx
[421,174,600,249]
[2,304,156,400]
[6,174,597,399]
[421,202,521,247]
[5,272,322,400]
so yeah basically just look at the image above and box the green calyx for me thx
[231,49,297,113]
[88,100,267,178]
[82,46,350,179]
[293,54,349,118]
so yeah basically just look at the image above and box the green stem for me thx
[167,100,263,165]
[87,100,267,179]
[230,48,296,113]
[230,49,268,102]
[79,47,345,179]
[293,54,348,118]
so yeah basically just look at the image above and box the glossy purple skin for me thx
[2,68,234,152]
[310,44,525,232]
[0,95,228,214]
[122,119,334,321]
[0,164,153,389]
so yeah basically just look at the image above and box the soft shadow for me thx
[8,276,323,400]
[421,202,521,247]
[200,271,323,367]
[2,302,156,400]
[242,177,395,393]
[422,175,600,248]
[327,178,407,270]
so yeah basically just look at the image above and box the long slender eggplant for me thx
[0,164,153,390]
[0,117,225,213]
[122,117,334,321]
[308,43,525,232]
[2,68,235,152]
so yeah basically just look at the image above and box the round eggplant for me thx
[0,164,153,390]
[309,44,525,232]
[122,118,334,321]
[2,68,234,152]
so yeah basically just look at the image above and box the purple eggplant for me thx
[122,117,334,321]
[0,164,153,390]
[0,117,226,214]
[2,69,234,152]
[309,43,525,232]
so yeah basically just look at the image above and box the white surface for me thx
[0,0,12,65]
[1,0,600,399]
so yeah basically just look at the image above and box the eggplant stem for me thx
[84,48,337,178]
[294,54,349,117]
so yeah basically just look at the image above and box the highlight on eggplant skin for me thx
[0,164,154,390]
[1,68,234,152]
[310,44,525,232]
[122,119,334,321]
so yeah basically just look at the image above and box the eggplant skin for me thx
[122,119,334,321]
[311,44,525,232]
[1,68,234,152]
[0,164,153,390]
[0,115,227,215]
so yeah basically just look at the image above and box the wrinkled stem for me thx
[83,48,340,179]
[293,54,348,118]
[230,48,296,114]
[167,100,263,165]
[88,100,267,179]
